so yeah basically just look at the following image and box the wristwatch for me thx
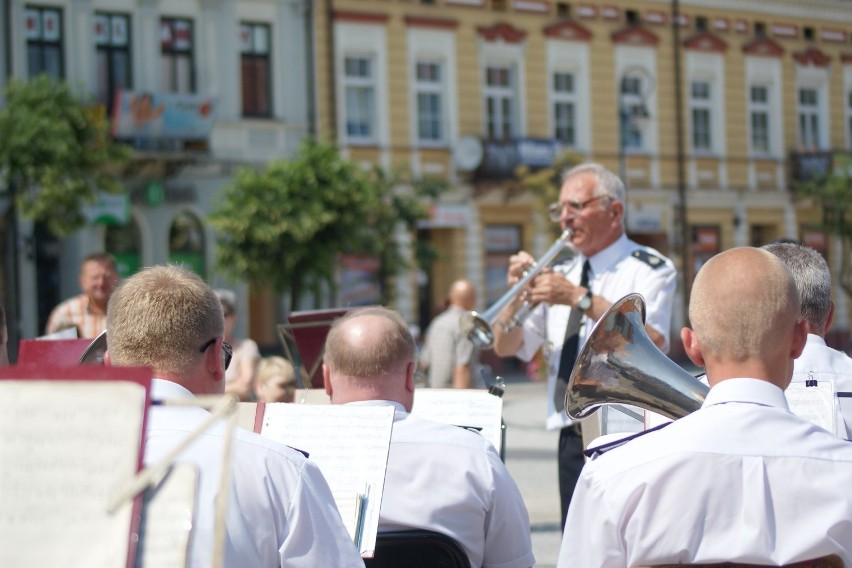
[577,290,592,312]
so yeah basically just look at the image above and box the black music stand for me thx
[277,308,353,389]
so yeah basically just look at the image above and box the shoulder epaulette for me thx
[583,422,671,460]
[632,249,666,269]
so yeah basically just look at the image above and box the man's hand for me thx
[507,251,536,286]
[528,272,581,307]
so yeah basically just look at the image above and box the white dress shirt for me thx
[792,333,852,439]
[558,378,852,567]
[146,379,364,568]
[347,400,535,568]
[516,234,677,430]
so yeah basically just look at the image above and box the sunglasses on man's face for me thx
[199,337,233,370]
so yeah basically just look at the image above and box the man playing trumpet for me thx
[492,162,676,527]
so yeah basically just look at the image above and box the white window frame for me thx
[547,39,591,152]
[614,46,658,157]
[407,28,456,150]
[744,57,782,159]
[690,80,713,153]
[552,70,576,146]
[479,40,525,140]
[795,65,830,152]
[335,22,388,147]
[342,54,376,142]
[748,85,771,156]
[620,73,650,152]
[414,60,444,145]
[484,64,516,140]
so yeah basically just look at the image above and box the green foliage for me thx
[209,139,446,308]
[794,167,852,297]
[0,75,131,236]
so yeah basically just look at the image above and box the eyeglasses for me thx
[547,195,609,222]
[199,337,233,370]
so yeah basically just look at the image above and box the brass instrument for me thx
[565,293,709,421]
[461,229,574,350]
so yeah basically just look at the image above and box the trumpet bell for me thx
[460,311,493,349]
[565,293,709,421]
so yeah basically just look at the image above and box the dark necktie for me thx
[554,260,591,412]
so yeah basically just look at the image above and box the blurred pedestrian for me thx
[419,279,481,388]
[45,252,119,338]
[215,289,260,402]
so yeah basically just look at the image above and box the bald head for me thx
[448,279,477,310]
[686,248,803,385]
[323,307,417,408]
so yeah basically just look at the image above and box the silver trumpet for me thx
[461,228,574,349]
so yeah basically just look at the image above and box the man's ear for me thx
[791,318,808,360]
[208,338,225,383]
[681,327,705,369]
[322,364,333,398]
[405,361,415,394]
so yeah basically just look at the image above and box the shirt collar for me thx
[702,378,789,411]
[805,333,827,349]
[344,399,407,416]
[584,233,629,276]
[151,378,196,401]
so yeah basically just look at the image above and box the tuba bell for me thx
[565,293,709,422]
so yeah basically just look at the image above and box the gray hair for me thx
[107,265,224,376]
[762,242,832,331]
[562,162,626,204]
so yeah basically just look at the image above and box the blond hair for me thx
[107,265,223,376]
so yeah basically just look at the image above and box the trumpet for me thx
[460,229,575,349]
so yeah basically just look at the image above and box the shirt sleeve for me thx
[279,459,365,567]
[631,261,677,354]
[482,448,537,568]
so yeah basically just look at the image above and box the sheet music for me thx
[0,380,147,568]
[137,463,198,568]
[259,404,394,557]
[412,389,503,452]
[786,378,838,435]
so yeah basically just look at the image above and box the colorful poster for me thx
[111,90,216,140]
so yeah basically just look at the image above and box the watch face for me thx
[578,293,592,311]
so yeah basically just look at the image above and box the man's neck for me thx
[86,296,108,315]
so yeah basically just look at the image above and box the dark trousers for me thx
[558,424,585,530]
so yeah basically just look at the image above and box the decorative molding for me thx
[611,25,660,46]
[576,4,597,19]
[734,19,749,34]
[793,47,831,68]
[713,17,729,32]
[821,28,848,44]
[332,10,389,24]
[477,22,526,43]
[841,53,852,65]
[742,36,784,58]
[514,0,549,13]
[683,31,728,53]
[600,5,619,20]
[644,10,666,25]
[543,19,592,41]
[771,23,798,38]
[403,16,458,29]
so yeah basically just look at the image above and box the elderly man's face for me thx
[557,172,623,257]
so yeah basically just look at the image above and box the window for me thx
[484,65,516,140]
[848,91,852,150]
[414,61,444,144]
[749,85,770,154]
[95,13,131,113]
[552,71,576,146]
[690,80,712,151]
[240,23,272,117]
[25,6,63,78]
[344,55,376,141]
[798,87,820,150]
[620,74,646,150]
[160,18,195,94]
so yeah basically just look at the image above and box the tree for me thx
[794,166,852,297]
[515,149,582,238]
[0,75,131,236]
[208,139,445,311]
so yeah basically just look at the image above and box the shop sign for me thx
[477,138,566,179]
[83,192,130,226]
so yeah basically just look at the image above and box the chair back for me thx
[364,530,468,568]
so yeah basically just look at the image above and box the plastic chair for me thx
[364,530,469,568]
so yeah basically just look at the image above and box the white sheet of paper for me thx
[412,389,503,452]
[259,404,394,557]
[0,380,146,568]
[137,463,198,568]
[786,379,838,435]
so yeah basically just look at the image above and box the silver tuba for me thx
[565,293,709,421]
[461,229,574,350]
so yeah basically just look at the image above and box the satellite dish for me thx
[453,136,484,172]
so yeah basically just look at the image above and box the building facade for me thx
[2,0,312,346]
[314,0,852,355]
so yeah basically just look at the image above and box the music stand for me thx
[277,308,352,389]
